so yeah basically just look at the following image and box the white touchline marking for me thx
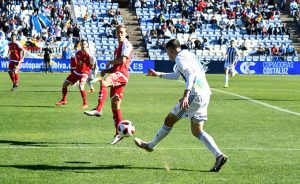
[211,88,300,117]
[177,80,300,117]
[243,88,300,92]
[0,147,299,151]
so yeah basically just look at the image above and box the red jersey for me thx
[9,42,23,61]
[112,39,133,79]
[74,50,93,75]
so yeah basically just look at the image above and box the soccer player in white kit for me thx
[86,59,99,92]
[224,40,239,88]
[134,39,227,172]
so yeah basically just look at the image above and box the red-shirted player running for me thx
[56,39,95,109]
[84,25,133,145]
[5,34,25,91]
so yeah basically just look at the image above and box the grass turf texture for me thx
[0,72,299,183]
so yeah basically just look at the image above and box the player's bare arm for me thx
[180,89,190,110]
[147,69,162,77]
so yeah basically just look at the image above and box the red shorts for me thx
[107,72,128,99]
[65,71,88,85]
[8,61,21,72]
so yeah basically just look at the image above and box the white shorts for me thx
[171,94,210,123]
[224,62,236,72]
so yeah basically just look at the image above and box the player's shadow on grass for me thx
[0,104,55,108]
[0,164,209,172]
[0,140,50,147]
[21,91,79,93]
[0,140,93,147]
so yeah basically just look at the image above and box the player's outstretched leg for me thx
[110,134,123,145]
[84,108,102,117]
[134,138,154,152]
[84,84,108,116]
[110,108,123,145]
[135,114,176,152]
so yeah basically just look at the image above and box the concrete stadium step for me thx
[280,11,300,52]
[119,7,148,60]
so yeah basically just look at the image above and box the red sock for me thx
[62,87,67,101]
[80,90,87,105]
[14,73,19,85]
[8,72,14,84]
[112,109,122,135]
[96,85,108,112]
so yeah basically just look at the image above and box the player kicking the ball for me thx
[134,39,227,172]
[84,24,133,145]
[55,39,95,109]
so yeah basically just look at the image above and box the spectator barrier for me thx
[0,58,153,73]
[0,58,300,75]
[236,61,299,75]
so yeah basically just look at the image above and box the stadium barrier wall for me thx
[236,60,299,75]
[1,58,300,75]
[0,58,154,73]
[155,59,300,75]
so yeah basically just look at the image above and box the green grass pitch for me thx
[0,72,299,183]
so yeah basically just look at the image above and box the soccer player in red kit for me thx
[84,24,133,145]
[56,39,95,109]
[6,34,25,91]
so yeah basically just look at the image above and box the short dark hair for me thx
[80,39,88,46]
[165,39,181,50]
[11,33,16,38]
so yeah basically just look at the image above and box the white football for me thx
[118,120,136,137]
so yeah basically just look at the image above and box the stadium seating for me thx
[136,0,298,61]
[73,0,121,60]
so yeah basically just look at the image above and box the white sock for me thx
[225,73,229,85]
[198,131,222,157]
[148,125,172,149]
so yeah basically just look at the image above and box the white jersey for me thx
[89,59,98,79]
[162,50,211,96]
[225,46,239,64]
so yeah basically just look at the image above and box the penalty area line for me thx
[0,147,299,151]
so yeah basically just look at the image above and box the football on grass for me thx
[118,120,135,137]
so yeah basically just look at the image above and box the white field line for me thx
[177,80,300,117]
[211,88,300,117]
[0,146,299,151]
[242,88,300,92]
